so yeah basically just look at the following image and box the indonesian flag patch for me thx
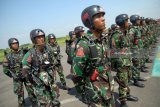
[76,47,85,57]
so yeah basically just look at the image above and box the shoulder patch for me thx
[76,47,85,57]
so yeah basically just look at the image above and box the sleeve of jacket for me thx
[22,51,32,77]
[73,40,90,77]
[2,56,12,78]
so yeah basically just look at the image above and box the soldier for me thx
[111,14,138,107]
[145,17,155,58]
[139,17,151,65]
[66,31,77,74]
[74,26,85,39]
[72,5,115,106]
[47,33,69,90]
[22,29,60,107]
[130,15,148,73]
[2,38,37,107]
[109,24,119,71]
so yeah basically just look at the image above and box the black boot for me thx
[141,67,149,73]
[120,101,128,107]
[146,59,152,63]
[81,93,88,104]
[62,83,71,90]
[134,81,145,88]
[52,99,61,107]
[128,79,134,86]
[18,103,24,107]
[31,101,38,107]
[127,95,138,101]
[138,77,147,81]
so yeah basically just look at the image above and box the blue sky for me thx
[0,0,160,49]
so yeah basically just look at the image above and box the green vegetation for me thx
[0,50,4,62]
[0,36,69,62]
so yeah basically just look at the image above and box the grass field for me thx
[0,36,69,62]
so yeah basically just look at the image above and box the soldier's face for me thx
[79,31,84,36]
[124,20,129,28]
[11,42,19,51]
[49,38,55,44]
[72,34,76,41]
[136,19,140,25]
[93,13,106,30]
[142,21,146,25]
[35,35,45,45]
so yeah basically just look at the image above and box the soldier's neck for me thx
[35,45,44,53]
[90,29,102,40]
[11,49,19,53]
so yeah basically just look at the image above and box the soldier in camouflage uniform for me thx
[109,24,119,71]
[130,15,148,73]
[3,38,37,107]
[72,5,115,107]
[22,29,60,107]
[139,17,152,64]
[66,31,77,74]
[145,17,155,58]
[47,33,69,90]
[74,26,85,39]
[111,14,138,107]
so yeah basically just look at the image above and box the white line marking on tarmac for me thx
[60,75,151,105]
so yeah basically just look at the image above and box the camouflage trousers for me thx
[116,67,130,102]
[13,78,37,105]
[84,77,115,107]
[131,65,140,80]
[56,63,66,85]
[34,84,60,107]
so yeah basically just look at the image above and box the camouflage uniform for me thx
[22,46,60,107]
[3,49,37,107]
[22,29,60,107]
[111,28,133,103]
[66,31,77,69]
[73,33,115,106]
[129,15,147,86]
[47,41,67,87]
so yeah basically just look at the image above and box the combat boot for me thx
[138,77,147,81]
[146,59,152,63]
[134,81,145,88]
[141,67,149,72]
[52,99,61,107]
[120,101,128,107]
[126,94,138,101]
[81,93,88,104]
[128,79,134,86]
[31,101,38,107]
[18,103,24,107]
[62,83,71,90]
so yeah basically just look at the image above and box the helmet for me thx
[111,24,118,29]
[140,17,145,21]
[132,58,139,65]
[130,15,140,24]
[48,33,56,40]
[30,29,45,44]
[145,18,151,24]
[8,38,19,47]
[115,14,129,26]
[69,31,75,39]
[81,5,105,29]
[74,26,85,34]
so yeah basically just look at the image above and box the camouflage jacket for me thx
[73,33,112,81]
[3,49,24,78]
[22,45,54,77]
[129,26,143,48]
[111,29,131,67]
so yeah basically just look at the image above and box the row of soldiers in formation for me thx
[2,5,160,107]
